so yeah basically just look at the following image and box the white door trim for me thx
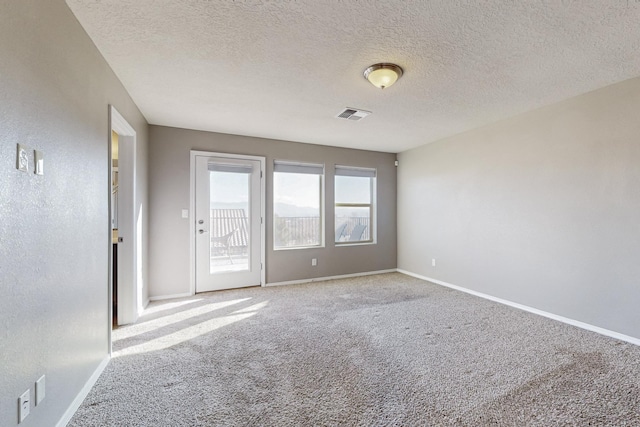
[109,105,140,330]
[189,150,266,295]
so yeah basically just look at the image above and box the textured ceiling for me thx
[66,0,640,153]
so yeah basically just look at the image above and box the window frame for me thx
[273,160,325,250]
[334,165,377,246]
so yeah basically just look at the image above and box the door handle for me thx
[199,229,207,234]
[198,220,204,224]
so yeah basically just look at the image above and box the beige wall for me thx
[148,125,397,297]
[398,76,640,340]
[0,1,148,425]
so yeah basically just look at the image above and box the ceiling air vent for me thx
[336,107,371,121]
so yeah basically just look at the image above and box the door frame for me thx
[189,150,266,295]
[108,105,141,334]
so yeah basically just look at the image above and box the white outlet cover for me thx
[36,375,45,405]
[181,209,189,219]
[19,389,30,423]
[16,144,29,172]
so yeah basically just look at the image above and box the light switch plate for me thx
[181,209,189,219]
[18,389,30,423]
[34,150,44,175]
[35,375,45,405]
[16,144,29,172]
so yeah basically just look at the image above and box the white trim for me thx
[189,153,196,296]
[190,150,267,294]
[274,245,325,251]
[55,355,109,427]
[107,112,114,356]
[149,292,193,302]
[259,156,266,287]
[397,269,640,347]
[109,105,139,327]
[335,241,376,247]
[266,269,396,287]
[110,106,135,134]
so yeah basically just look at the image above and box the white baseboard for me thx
[149,292,193,302]
[397,269,640,347]
[266,269,397,287]
[56,355,110,427]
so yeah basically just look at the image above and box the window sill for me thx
[335,241,377,247]
[274,245,325,251]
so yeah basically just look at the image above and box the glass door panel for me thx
[209,170,250,273]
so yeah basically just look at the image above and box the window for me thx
[335,166,376,244]
[273,161,324,249]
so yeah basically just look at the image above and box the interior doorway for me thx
[109,106,140,335]
[191,151,265,293]
[111,129,119,326]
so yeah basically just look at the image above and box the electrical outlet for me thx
[18,389,30,423]
[36,375,45,405]
[432,258,436,267]
[311,258,317,266]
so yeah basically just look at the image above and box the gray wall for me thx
[398,76,640,340]
[0,1,148,426]
[148,125,397,297]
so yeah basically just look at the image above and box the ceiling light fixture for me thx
[363,63,403,89]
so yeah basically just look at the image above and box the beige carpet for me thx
[69,273,640,426]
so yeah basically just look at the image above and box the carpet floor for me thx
[69,273,640,426]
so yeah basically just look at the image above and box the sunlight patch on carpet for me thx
[232,300,269,314]
[142,298,203,315]
[114,312,258,357]
[115,298,252,341]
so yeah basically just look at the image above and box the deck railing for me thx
[211,211,371,250]
[275,215,370,247]
[274,216,320,247]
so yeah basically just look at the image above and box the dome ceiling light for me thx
[363,63,403,89]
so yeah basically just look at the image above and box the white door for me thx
[194,154,263,292]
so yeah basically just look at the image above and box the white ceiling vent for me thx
[336,108,371,121]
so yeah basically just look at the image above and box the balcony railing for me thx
[275,216,320,247]
[275,215,370,247]
[210,209,249,258]
[211,210,372,250]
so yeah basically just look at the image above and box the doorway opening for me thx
[109,106,140,341]
[111,129,119,327]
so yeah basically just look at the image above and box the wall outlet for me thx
[36,375,45,406]
[432,258,436,267]
[18,389,30,423]
[311,258,317,266]
[181,209,189,219]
